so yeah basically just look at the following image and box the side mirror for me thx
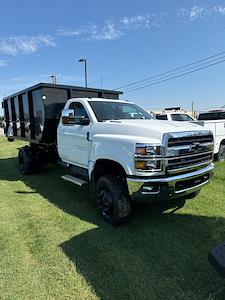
[61,109,76,125]
[61,109,90,126]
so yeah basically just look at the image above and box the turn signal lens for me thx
[135,147,147,155]
[135,160,161,171]
[135,161,147,169]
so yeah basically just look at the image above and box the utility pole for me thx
[191,101,194,117]
[0,101,2,117]
[79,58,88,88]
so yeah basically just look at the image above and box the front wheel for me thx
[96,175,131,225]
[217,144,225,162]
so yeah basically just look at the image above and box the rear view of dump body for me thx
[2,83,122,145]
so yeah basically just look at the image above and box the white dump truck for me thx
[3,83,214,225]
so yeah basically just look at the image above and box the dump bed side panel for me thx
[3,88,45,143]
[3,83,122,145]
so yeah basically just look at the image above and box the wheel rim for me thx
[97,187,114,220]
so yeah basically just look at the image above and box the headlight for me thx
[135,143,163,172]
[135,144,163,157]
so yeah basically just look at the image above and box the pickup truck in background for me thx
[3,83,214,225]
[197,109,225,161]
[153,107,196,122]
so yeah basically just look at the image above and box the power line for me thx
[94,23,225,87]
[117,50,225,90]
[57,0,222,85]
[124,55,225,91]
[104,0,220,63]
[124,57,225,93]
[92,0,225,84]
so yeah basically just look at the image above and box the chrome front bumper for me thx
[126,163,214,202]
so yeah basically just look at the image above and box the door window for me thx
[171,114,194,121]
[156,114,168,120]
[69,102,89,118]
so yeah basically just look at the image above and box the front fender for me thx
[88,137,135,177]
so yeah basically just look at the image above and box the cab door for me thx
[58,101,91,168]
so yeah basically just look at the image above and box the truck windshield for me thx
[88,101,153,122]
[171,114,194,121]
[198,112,225,120]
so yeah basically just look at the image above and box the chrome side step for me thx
[61,175,87,186]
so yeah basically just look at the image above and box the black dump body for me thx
[2,83,122,145]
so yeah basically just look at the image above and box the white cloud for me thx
[57,20,122,41]
[0,35,56,56]
[121,14,159,29]
[90,21,122,41]
[189,6,206,21]
[57,15,162,42]
[57,28,82,37]
[178,6,206,21]
[0,59,9,68]
[178,5,225,22]
[214,5,225,15]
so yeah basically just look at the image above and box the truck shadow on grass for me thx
[0,157,188,226]
[60,217,225,300]
[1,157,225,299]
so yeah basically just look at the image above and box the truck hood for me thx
[91,119,210,143]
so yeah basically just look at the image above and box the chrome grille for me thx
[167,152,213,173]
[164,131,214,174]
[167,134,213,147]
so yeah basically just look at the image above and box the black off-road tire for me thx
[7,137,14,142]
[30,148,43,174]
[96,175,131,225]
[217,144,225,162]
[18,146,34,175]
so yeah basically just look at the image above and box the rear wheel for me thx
[18,146,34,175]
[217,144,225,162]
[7,137,14,142]
[96,175,131,225]
[18,146,43,175]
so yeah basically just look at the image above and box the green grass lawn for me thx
[0,137,225,299]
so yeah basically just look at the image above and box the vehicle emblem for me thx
[190,142,203,153]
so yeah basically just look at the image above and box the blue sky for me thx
[1,0,225,112]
